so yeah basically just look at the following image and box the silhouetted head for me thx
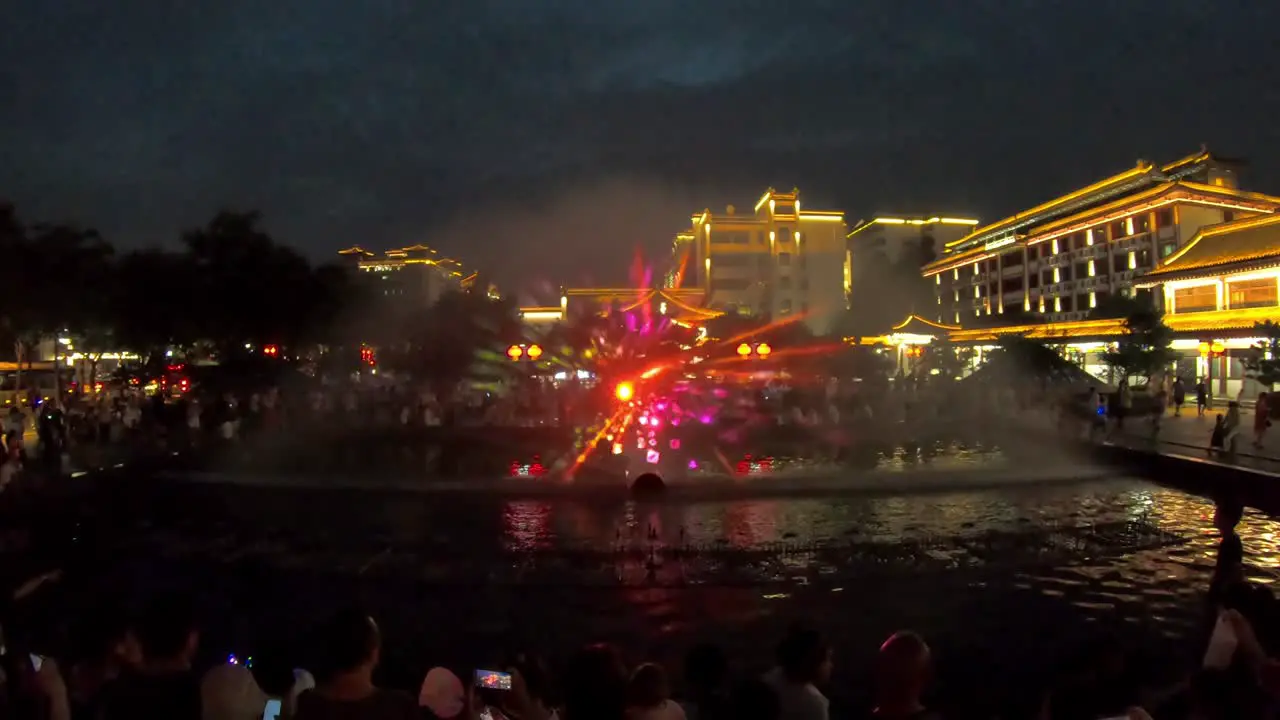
[727,678,781,720]
[684,643,728,696]
[136,593,199,667]
[1214,496,1245,537]
[775,626,832,685]
[314,607,380,682]
[875,631,931,708]
[626,663,670,710]
[562,643,627,720]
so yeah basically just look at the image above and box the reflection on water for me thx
[60,473,1280,704]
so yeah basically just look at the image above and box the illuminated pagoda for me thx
[338,244,482,308]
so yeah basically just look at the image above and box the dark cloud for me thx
[3,0,1279,290]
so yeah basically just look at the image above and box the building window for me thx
[712,231,750,244]
[1228,278,1278,309]
[1223,210,1235,223]
[712,278,752,291]
[1156,208,1174,228]
[1133,214,1150,234]
[779,299,792,313]
[778,252,792,266]
[1110,220,1126,238]
[776,226,791,242]
[1161,242,1176,258]
[1172,284,1218,313]
[778,277,792,290]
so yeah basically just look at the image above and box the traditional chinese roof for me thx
[923,181,1280,276]
[945,305,1280,343]
[1136,214,1280,285]
[891,314,960,335]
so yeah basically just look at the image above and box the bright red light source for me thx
[755,342,772,357]
[507,345,523,360]
[526,344,543,360]
[264,344,279,356]
[615,381,635,402]
[736,343,752,357]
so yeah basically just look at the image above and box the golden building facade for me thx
[924,148,1280,325]
[672,188,848,334]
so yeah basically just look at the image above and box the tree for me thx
[1244,320,1280,388]
[181,210,320,358]
[389,290,521,399]
[1102,299,1176,385]
[0,204,40,393]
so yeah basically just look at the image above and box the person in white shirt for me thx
[762,627,831,720]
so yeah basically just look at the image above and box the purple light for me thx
[670,418,680,426]
[699,414,713,425]
[687,459,698,469]
[669,439,681,450]
[639,416,649,426]
[656,402,667,411]
[646,449,661,464]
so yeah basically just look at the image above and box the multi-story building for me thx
[338,244,478,308]
[846,215,979,267]
[671,188,849,334]
[923,148,1280,326]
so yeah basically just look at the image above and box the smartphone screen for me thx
[474,669,512,690]
[262,698,282,720]
[29,654,42,673]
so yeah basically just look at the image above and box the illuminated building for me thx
[338,244,480,308]
[672,188,849,334]
[1134,213,1280,396]
[923,148,1280,325]
[846,215,979,267]
[860,211,1280,395]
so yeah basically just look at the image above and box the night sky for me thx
[4,1,1280,295]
